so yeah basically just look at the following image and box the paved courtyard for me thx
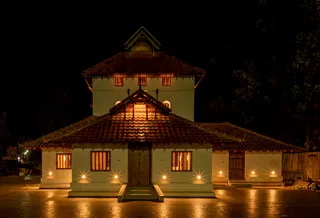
[0,176,319,217]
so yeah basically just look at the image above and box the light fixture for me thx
[219,170,223,175]
[197,175,202,180]
[271,170,276,175]
[251,170,256,175]
[113,174,119,179]
[24,150,29,155]
[162,175,167,180]
[48,171,53,176]
[81,174,87,179]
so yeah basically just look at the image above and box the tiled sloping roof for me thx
[199,122,304,151]
[21,89,234,149]
[82,52,205,78]
[21,114,235,149]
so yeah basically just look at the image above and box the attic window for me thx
[114,75,124,86]
[138,75,147,86]
[162,74,172,86]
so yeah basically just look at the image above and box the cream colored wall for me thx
[212,151,229,183]
[152,147,213,191]
[41,150,71,185]
[92,77,195,121]
[70,147,127,192]
[245,151,283,183]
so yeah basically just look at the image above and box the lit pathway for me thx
[0,176,319,217]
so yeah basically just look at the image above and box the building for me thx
[22,26,302,200]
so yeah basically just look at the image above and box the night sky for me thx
[1,1,312,146]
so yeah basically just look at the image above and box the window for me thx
[138,75,147,86]
[162,74,172,86]
[91,151,111,171]
[163,100,171,108]
[56,154,71,169]
[114,75,124,86]
[172,151,192,171]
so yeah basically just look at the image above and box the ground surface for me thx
[0,176,319,217]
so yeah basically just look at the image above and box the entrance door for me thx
[229,151,245,180]
[128,143,151,186]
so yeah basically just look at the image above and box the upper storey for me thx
[82,26,205,86]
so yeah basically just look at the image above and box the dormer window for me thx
[162,74,172,86]
[138,75,147,86]
[114,75,124,86]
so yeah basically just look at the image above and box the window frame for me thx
[90,151,111,171]
[114,75,124,87]
[162,74,172,86]
[138,75,147,86]
[171,151,192,172]
[56,153,72,170]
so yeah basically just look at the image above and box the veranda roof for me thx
[199,122,304,152]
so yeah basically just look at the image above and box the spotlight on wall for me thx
[251,170,256,175]
[113,174,119,180]
[162,175,167,180]
[219,170,223,175]
[196,175,202,180]
[271,170,276,175]
[48,171,53,176]
[81,174,87,179]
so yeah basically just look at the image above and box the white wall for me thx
[70,147,128,192]
[92,77,195,121]
[212,151,229,183]
[245,151,283,183]
[41,150,72,187]
[152,147,212,191]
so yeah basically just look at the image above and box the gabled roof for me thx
[199,122,304,152]
[82,51,206,78]
[124,26,161,50]
[109,89,171,114]
[21,90,234,149]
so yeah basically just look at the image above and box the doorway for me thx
[229,151,245,180]
[128,143,151,186]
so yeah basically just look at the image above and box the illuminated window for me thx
[162,74,172,86]
[138,75,147,86]
[56,154,71,169]
[163,100,171,108]
[114,75,124,86]
[172,151,192,171]
[91,151,111,171]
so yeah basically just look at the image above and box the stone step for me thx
[122,186,158,201]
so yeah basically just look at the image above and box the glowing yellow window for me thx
[91,151,111,171]
[162,74,172,86]
[56,154,71,169]
[138,75,147,86]
[172,151,192,171]
[114,75,124,86]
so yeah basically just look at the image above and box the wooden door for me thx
[128,143,151,186]
[229,151,245,180]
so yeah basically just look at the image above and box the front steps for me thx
[120,185,160,202]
